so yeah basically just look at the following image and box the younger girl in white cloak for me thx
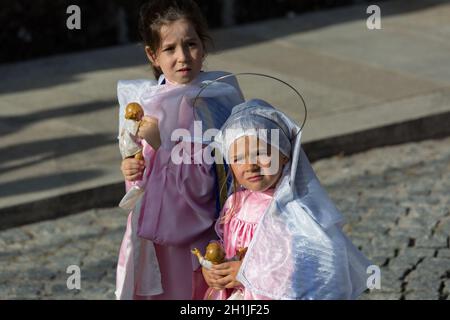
[202,99,372,300]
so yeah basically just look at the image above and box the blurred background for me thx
[0,0,449,300]
[1,0,392,63]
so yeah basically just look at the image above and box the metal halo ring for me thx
[192,72,307,133]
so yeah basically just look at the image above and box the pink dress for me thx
[205,189,274,300]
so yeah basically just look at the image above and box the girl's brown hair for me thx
[138,0,212,79]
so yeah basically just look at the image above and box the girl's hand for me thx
[211,261,243,289]
[202,267,226,290]
[121,158,145,181]
[138,116,161,150]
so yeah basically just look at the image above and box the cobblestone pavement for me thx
[1,137,449,300]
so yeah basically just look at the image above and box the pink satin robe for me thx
[116,139,217,299]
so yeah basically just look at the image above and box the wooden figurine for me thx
[192,242,247,270]
[119,102,144,160]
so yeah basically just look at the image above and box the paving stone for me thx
[376,269,403,293]
[437,249,450,259]
[415,234,448,249]
[404,290,440,300]
[359,291,402,300]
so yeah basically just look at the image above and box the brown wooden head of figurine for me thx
[124,102,144,160]
[125,102,144,121]
[204,242,226,264]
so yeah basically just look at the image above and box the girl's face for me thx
[229,135,289,192]
[146,19,204,84]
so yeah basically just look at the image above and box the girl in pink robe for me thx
[116,75,242,300]
[115,0,243,300]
